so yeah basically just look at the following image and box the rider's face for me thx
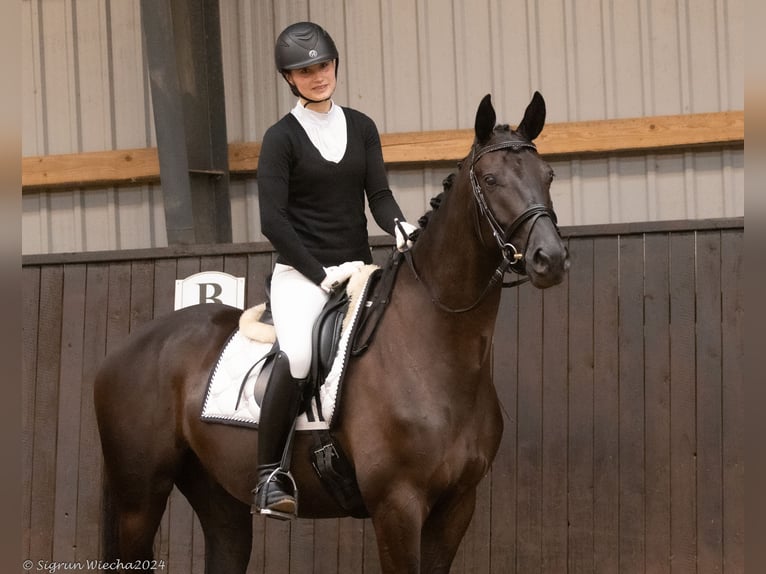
[286,60,337,106]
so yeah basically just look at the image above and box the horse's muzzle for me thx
[527,242,570,288]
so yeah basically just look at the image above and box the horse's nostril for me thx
[533,248,550,270]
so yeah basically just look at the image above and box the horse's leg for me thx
[420,488,478,574]
[175,455,252,574]
[105,467,175,565]
[96,367,186,566]
[99,408,180,565]
[368,485,428,574]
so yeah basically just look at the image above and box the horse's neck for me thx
[408,175,502,315]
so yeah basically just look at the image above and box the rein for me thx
[405,137,559,314]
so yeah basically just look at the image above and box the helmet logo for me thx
[309,49,318,58]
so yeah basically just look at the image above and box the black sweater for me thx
[258,108,404,284]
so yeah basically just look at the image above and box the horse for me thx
[94,92,569,573]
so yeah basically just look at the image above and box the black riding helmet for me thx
[275,22,339,102]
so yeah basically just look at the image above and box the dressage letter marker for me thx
[175,271,246,310]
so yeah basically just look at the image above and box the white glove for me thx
[394,219,418,252]
[320,260,364,293]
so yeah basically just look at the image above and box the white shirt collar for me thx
[290,100,347,163]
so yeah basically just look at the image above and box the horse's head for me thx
[468,92,569,289]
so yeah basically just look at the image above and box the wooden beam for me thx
[23,148,160,190]
[381,110,745,164]
[22,110,743,192]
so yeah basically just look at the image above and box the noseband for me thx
[468,138,559,274]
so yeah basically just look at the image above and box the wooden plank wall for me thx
[22,220,744,573]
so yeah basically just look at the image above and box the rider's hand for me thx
[320,261,364,293]
[394,219,418,252]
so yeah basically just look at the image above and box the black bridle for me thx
[468,138,559,276]
[404,137,560,313]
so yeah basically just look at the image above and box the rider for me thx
[254,21,418,519]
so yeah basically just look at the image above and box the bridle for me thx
[468,137,559,276]
[403,136,560,313]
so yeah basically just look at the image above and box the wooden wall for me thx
[22,219,744,573]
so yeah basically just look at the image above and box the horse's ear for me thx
[517,91,546,141]
[474,94,496,143]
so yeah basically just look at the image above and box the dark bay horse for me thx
[94,92,569,573]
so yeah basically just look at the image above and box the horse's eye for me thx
[483,174,497,186]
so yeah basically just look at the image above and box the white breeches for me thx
[270,263,330,378]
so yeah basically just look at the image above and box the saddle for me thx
[248,278,351,411]
[255,251,404,410]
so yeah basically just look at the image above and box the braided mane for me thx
[416,175,449,230]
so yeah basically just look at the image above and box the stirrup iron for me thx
[252,466,299,520]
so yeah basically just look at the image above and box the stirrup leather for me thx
[252,466,299,520]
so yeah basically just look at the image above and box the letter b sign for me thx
[175,271,245,310]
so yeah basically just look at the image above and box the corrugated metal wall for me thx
[22,0,744,255]
[22,0,165,253]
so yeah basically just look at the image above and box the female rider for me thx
[255,21,417,519]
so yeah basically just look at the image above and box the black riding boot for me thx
[253,351,305,520]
